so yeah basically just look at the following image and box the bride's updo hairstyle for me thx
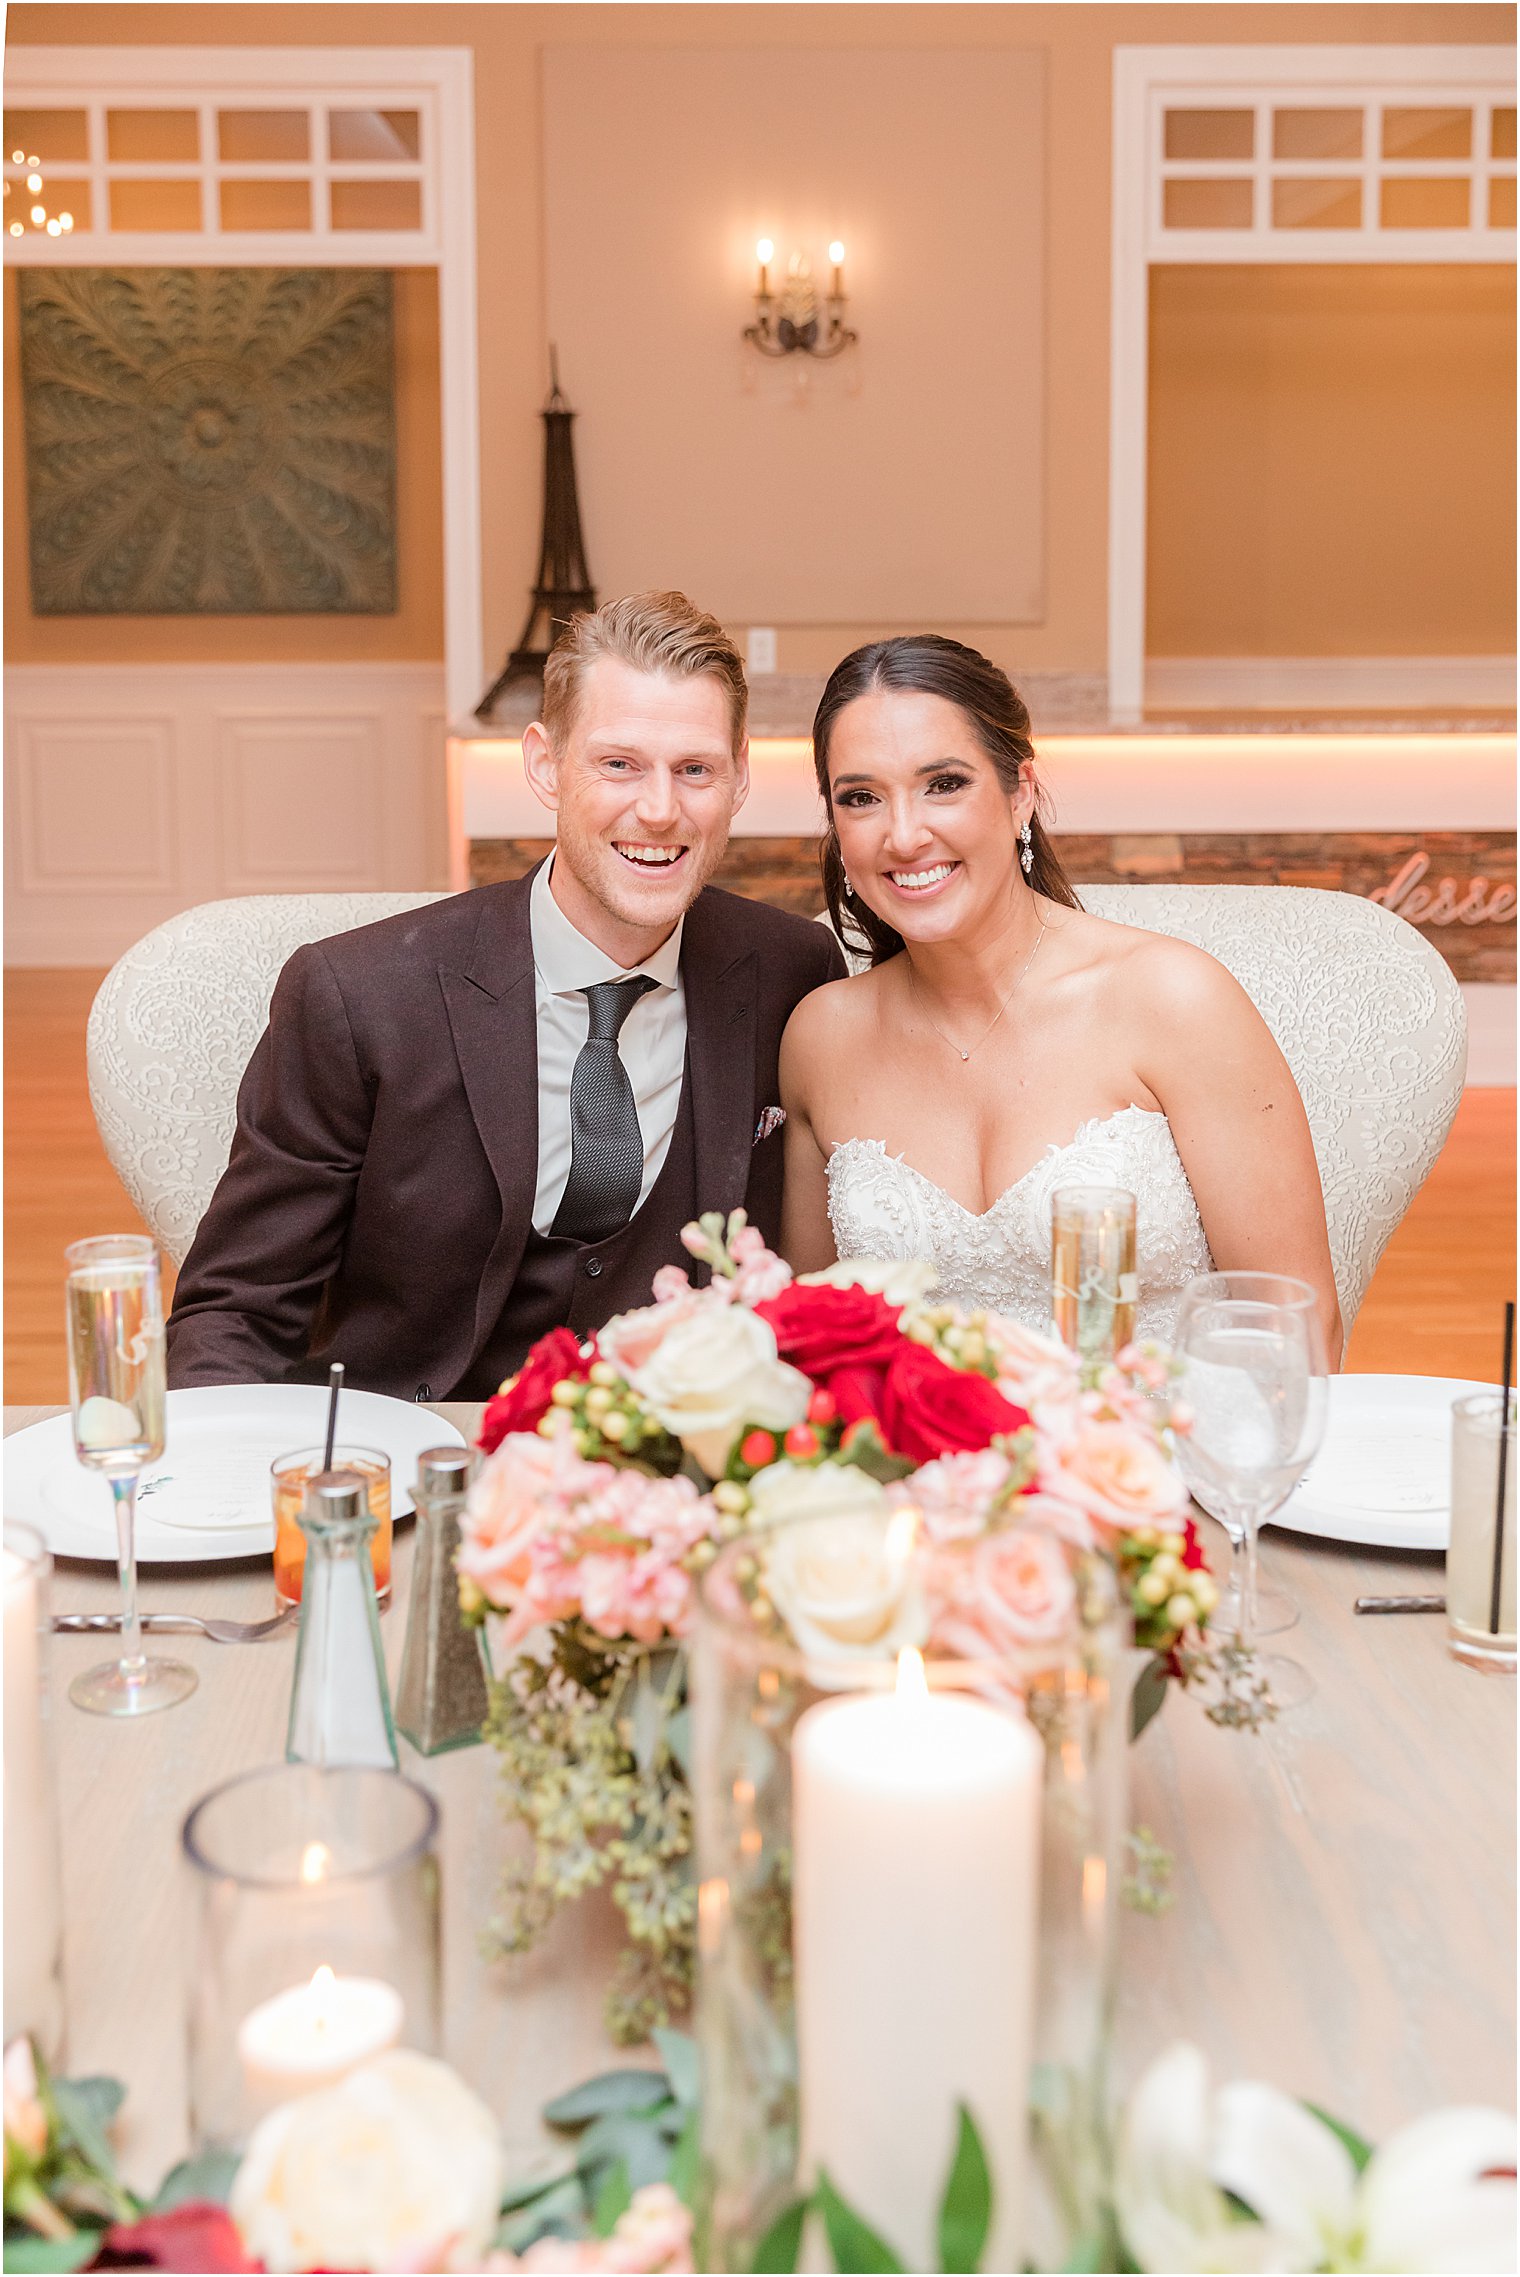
[813,634,1080,966]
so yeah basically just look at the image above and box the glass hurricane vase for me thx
[691,1509,1129,2276]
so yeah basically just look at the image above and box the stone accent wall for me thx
[469,829,1516,982]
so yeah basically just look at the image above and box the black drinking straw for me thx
[1488,1304,1513,1635]
[322,1362,344,1474]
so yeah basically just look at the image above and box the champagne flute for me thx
[1171,1271,1328,1712]
[64,1236,196,1717]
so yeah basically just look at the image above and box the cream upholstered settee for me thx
[86,884,1466,1337]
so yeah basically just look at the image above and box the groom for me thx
[166,592,845,1400]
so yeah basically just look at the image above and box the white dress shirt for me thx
[529,858,688,1235]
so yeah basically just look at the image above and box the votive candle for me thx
[237,1965,403,2109]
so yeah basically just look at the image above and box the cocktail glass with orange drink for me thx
[271,1445,392,1609]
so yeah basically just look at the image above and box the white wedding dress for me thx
[826,1105,1213,1348]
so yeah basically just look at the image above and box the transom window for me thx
[1154,90,1517,250]
[3,94,435,258]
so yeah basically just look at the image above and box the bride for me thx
[779,635,1343,1364]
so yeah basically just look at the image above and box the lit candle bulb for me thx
[755,237,773,297]
[58,213,72,233]
[26,171,41,193]
[30,205,46,227]
[828,239,846,297]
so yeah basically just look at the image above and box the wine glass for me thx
[1171,1272,1329,1712]
[64,1236,196,1717]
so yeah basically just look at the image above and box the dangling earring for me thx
[843,876,855,900]
[1019,820,1034,878]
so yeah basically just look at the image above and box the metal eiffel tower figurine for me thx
[476,348,597,719]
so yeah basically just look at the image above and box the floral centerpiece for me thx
[459,1213,1215,2043]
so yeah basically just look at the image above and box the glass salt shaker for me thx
[286,1469,398,1770]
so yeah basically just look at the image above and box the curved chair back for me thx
[87,892,449,1266]
[89,883,1465,1331]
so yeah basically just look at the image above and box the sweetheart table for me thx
[6,1401,1514,2198]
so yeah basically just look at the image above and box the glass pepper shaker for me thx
[395,1446,487,1756]
[286,1469,398,1770]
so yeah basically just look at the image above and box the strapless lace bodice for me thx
[826,1106,1212,1348]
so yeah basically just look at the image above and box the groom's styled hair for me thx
[542,591,749,756]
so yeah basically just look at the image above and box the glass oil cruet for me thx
[286,1470,398,1770]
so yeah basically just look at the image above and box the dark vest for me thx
[465,1064,700,1396]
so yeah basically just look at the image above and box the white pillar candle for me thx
[237,1966,402,2108]
[792,1656,1042,2273]
[3,1539,64,2057]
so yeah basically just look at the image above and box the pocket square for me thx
[754,1105,786,1144]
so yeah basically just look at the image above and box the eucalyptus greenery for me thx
[482,1624,698,2044]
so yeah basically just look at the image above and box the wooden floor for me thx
[3,968,1515,1403]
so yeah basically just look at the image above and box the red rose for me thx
[478,1327,588,1454]
[756,1283,904,1383]
[97,2202,260,2271]
[1181,1516,1207,1571]
[878,1340,1031,1465]
[829,1363,892,1433]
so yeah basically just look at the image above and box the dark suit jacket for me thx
[166,872,845,1398]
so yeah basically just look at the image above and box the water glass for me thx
[272,1444,392,1607]
[64,1235,196,1717]
[1051,1187,1137,1367]
[1171,1271,1328,1712]
[1447,1391,1516,1672]
[182,1764,440,2150]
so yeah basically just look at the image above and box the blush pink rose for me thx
[596,1286,720,1378]
[1043,1419,1188,1536]
[929,1523,1080,1664]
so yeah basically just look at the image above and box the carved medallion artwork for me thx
[19,268,396,613]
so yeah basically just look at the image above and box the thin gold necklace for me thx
[908,916,1047,1063]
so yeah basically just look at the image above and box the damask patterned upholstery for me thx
[87,884,1465,1332]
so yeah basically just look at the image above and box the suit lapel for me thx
[438,872,541,1351]
[681,893,757,1222]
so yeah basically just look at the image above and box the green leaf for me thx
[751,2196,810,2274]
[48,2078,122,2181]
[1302,2102,1375,2175]
[837,1422,916,1486]
[494,2173,590,2253]
[937,2105,992,2273]
[816,2171,906,2273]
[574,2110,672,2190]
[1129,1653,1171,1742]
[665,1706,693,1776]
[543,2069,670,2128]
[592,2158,633,2238]
[2,2239,101,2274]
[669,2104,701,2208]
[651,2028,700,2108]
[497,2166,579,2216]
[148,2149,240,2212]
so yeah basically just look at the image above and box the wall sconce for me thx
[744,239,857,360]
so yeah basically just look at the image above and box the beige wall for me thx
[1147,265,1517,658]
[6,2,1514,682]
[4,263,444,663]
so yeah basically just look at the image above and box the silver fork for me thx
[52,1608,297,1644]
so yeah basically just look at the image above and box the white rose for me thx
[748,1458,889,1533]
[627,1305,809,1477]
[759,1479,928,1671]
[801,1256,940,1308]
[230,2050,504,2274]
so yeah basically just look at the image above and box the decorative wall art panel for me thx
[19,268,397,614]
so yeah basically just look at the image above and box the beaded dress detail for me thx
[826,1106,1212,1348]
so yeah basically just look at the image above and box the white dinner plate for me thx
[4,1385,467,1565]
[1268,1372,1489,1551]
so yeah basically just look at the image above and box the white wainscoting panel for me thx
[14,716,179,893]
[5,663,447,965]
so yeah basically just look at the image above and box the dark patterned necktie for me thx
[551,976,658,1243]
